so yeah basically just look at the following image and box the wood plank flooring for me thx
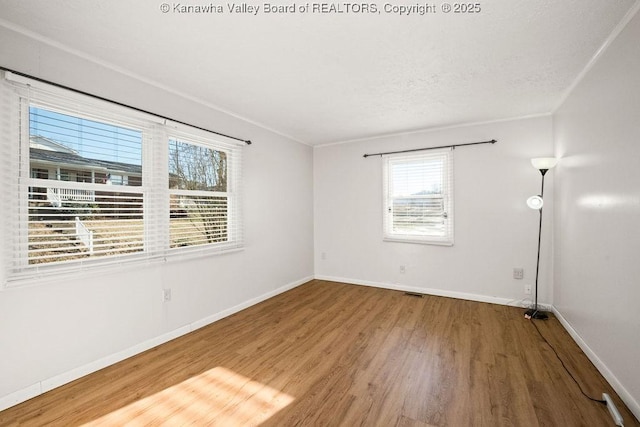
[1,280,637,426]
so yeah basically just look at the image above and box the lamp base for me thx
[524,308,548,320]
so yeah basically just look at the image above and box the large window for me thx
[383,149,453,245]
[1,72,243,284]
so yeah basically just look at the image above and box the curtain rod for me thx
[1,66,252,145]
[363,139,496,158]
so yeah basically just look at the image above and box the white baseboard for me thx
[314,274,526,307]
[0,275,313,412]
[0,384,40,414]
[551,307,640,422]
[40,324,192,395]
[190,275,313,331]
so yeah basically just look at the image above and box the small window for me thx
[31,168,48,179]
[76,170,93,183]
[107,174,128,186]
[383,149,453,245]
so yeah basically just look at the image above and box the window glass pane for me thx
[168,139,229,249]
[27,106,145,265]
[29,106,143,186]
[390,158,443,197]
[168,139,227,192]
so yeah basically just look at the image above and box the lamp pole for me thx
[525,157,557,320]
[528,169,548,319]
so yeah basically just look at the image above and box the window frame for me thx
[1,72,244,286]
[167,133,237,251]
[382,148,454,246]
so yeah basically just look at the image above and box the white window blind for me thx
[383,149,454,245]
[0,72,244,285]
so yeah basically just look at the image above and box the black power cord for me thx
[528,318,606,404]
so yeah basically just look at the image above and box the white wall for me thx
[314,116,554,305]
[0,26,314,408]
[553,7,640,417]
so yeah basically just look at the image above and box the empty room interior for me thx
[1,0,639,425]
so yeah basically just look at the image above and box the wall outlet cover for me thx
[513,268,524,280]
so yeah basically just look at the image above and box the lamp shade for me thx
[531,157,558,170]
[527,195,544,210]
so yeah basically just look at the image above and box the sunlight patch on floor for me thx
[83,366,294,426]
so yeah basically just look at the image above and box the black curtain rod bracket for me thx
[363,139,496,158]
[1,66,252,145]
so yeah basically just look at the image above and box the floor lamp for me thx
[525,157,558,320]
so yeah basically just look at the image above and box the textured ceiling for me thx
[0,0,637,145]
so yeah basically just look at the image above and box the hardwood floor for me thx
[1,280,637,426]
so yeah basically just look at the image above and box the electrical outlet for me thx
[524,284,532,295]
[321,252,326,260]
[163,288,172,302]
[399,265,406,274]
[513,268,524,280]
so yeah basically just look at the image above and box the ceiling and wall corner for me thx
[552,0,640,113]
[0,0,637,145]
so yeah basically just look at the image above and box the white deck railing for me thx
[47,187,95,204]
[46,188,62,208]
[75,216,94,254]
